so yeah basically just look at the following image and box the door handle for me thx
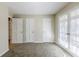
[67,33,70,35]
[32,32,34,33]
[32,31,34,33]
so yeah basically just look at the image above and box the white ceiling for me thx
[3,2,68,15]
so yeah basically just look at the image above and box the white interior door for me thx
[12,18,23,43]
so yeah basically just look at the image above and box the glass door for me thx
[69,18,79,56]
[59,15,69,48]
[58,9,79,56]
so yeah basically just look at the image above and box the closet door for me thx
[12,18,23,43]
[59,15,69,48]
[29,18,36,42]
[33,18,43,42]
[25,17,52,43]
[25,17,36,42]
[25,17,43,42]
[25,18,30,42]
[42,17,52,42]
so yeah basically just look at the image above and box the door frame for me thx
[8,17,12,49]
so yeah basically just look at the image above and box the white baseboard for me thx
[0,49,9,56]
[25,42,54,43]
[12,42,54,44]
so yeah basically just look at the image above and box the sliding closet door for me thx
[12,18,23,43]
[33,19,43,42]
[42,17,52,42]
[29,18,36,42]
[25,17,52,43]
[25,18,31,42]
[59,15,69,48]
[25,17,37,42]
[25,17,43,42]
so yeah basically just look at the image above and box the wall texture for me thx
[0,4,9,56]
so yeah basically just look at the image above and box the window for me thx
[59,14,69,49]
[69,11,79,56]
[58,9,79,56]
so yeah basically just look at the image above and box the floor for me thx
[2,43,72,57]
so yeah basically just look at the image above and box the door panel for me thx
[43,18,52,42]
[12,18,23,43]
[25,18,43,42]
[12,18,17,43]
[16,19,23,43]
[29,18,36,42]
[25,18,35,42]
[25,18,30,42]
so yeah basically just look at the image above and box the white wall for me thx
[8,10,14,17]
[0,4,9,56]
[55,2,79,43]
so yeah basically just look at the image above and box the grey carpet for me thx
[2,43,71,57]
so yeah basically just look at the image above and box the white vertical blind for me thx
[58,8,79,56]
[59,14,68,48]
[69,10,79,56]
